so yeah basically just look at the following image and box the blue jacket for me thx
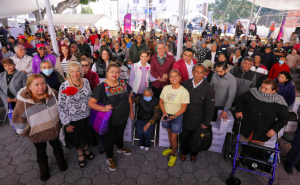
[277,79,296,106]
[187,23,193,30]
[127,42,132,49]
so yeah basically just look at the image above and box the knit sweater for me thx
[12,86,61,143]
[276,79,296,106]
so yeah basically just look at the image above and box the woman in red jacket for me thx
[89,32,98,46]
[268,57,290,80]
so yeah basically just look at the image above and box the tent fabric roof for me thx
[41,14,111,26]
[185,12,208,21]
[158,11,179,19]
[0,0,65,18]
[246,0,300,10]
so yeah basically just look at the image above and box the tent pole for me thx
[246,0,255,39]
[36,0,45,38]
[44,0,59,54]
[176,0,184,61]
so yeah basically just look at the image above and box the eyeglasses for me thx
[39,48,47,50]
[82,64,90,67]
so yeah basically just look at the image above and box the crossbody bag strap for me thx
[23,101,30,126]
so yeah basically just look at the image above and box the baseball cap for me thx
[37,43,46,49]
[202,60,213,68]
[17,35,26,39]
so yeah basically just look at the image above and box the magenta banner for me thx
[277,18,286,41]
[124,14,132,34]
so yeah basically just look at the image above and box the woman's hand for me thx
[143,123,151,132]
[7,98,13,103]
[162,113,169,121]
[266,129,276,138]
[66,125,75,133]
[235,112,243,119]
[13,99,18,102]
[105,104,113,112]
[130,112,134,120]
[169,115,176,121]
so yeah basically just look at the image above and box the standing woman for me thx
[12,74,67,181]
[55,44,77,77]
[58,61,96,168]
[0,58,27,111]
[91,48,114,82]
[88,63,133,171]
[159,70,190,167]
[129,51,151,95]
[111,42,124,59]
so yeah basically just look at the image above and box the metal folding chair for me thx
[132,122,158,147]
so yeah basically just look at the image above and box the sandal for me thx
[83,148,94,160]
[78,154,86,168]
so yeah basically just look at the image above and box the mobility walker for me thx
[225,117,281,185]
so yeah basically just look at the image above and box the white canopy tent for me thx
[184,11,208,23]
[0,0,64,18]
[41,14,113,27]
[158,11,179,19]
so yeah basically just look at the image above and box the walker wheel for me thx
[226,176,241,185]
[224,148,229,160]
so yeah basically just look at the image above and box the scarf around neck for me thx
[250,88,288,107]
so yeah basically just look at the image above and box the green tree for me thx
[81,7,94,14]
[208,0,258,23]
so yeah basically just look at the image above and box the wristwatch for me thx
[174,115,177,119]
[224,108,228,112]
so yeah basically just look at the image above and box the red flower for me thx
[62,87,78,96]
[104,84,107,87]
[114,89,117,92]
[118,88,120,91]
[120,80,124,83]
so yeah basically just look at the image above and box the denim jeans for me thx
[267,30,273,38]
[199,27,203,34]
[136,120,156,147]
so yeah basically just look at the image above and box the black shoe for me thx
[78,154,86,168]
[295,165,300,173]
[284,162,293,174]
[99,145,105,155]
[83,148,94,160]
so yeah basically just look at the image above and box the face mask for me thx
[238,42,241,44]
[248,52,253,56]
[42,69,53,76]
[278,60,284,64]
[230,44,234,47]
[40,41,45,44]
[127,64,132,69]
[143,96,152,102]
[206,42,209,44]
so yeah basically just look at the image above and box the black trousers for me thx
[33,137,64,163]
[104,121,127,158]
[181,127,198,156]
[286,125,300,168]
[152,86,163,99]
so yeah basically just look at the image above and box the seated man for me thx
[10,45,33,77]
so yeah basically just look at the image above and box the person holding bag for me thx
[88,63,133,171]
[181,64,215,162]
[58,61,96,168]
[12,74,67,181]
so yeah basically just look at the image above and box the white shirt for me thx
[192,78,204,88]
[185,60,194,79]
[211,52,216,65]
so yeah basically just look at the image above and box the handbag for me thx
[7,103,16,131]
[190,126,213,153]
[89,83,112,135]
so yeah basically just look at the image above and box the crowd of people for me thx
[0,21,300,182]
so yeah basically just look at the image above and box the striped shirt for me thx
[61,58,68,73]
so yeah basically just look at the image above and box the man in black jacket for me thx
[205,43,219,65]
[181,64,215,162]
[77,37,91,55]
[261,47,277,71]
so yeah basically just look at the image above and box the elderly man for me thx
[150,41,175,98]
[17,35,35,56]
[227,40,239,60]
[251,55,268,88]
[32,44,57,74]
[244,41,260,57]
[173,48,197,83]
[129,34,150,63]
[205,43,219,66]
[220,39,229,56]
[70,44,82,61]
[195,36,204,50]
[261,46,277,71]
[210,61,237,121]
[181,64,215,162]
[230,56,256,102]
[46,45,59,57]
[77,37,91,55]
[273,43,286,62]
[10,45,33,77]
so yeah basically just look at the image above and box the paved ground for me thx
[0,103,299,185]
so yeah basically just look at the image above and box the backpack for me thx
[190,126,213,153]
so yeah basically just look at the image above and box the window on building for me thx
[159,0,166,3]
[153,7,156,11]
[133,0,139,3]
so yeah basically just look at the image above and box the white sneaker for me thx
[145,147,150,151]
[140,146,145,149]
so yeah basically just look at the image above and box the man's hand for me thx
[220,111,228,121]
[235,112,243,119]
[6,98,13,103]
[266,129,276,138]
[143,123,151,132]
[162,73,168,79]
[21,70,27,74]
[200,124,207,129]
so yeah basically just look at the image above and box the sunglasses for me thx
[82,64,90,67]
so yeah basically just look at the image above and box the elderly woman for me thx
[111,42,124,59]
[55,44,77,77]
[160,70,190,167]
[80,57,99,91]
[196,42,209,63]
[12,74,67,181]
[0,58,27,111]
[129,51,151,95]
[130,87,160,151]
[58,61,96,168]
[1,46,14,59]
[63,38,71,46]
[88,63,133,171]
[235,79,289,161]
[39,60,65,91]
[91,49,114,82]
[230,49,242,66]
